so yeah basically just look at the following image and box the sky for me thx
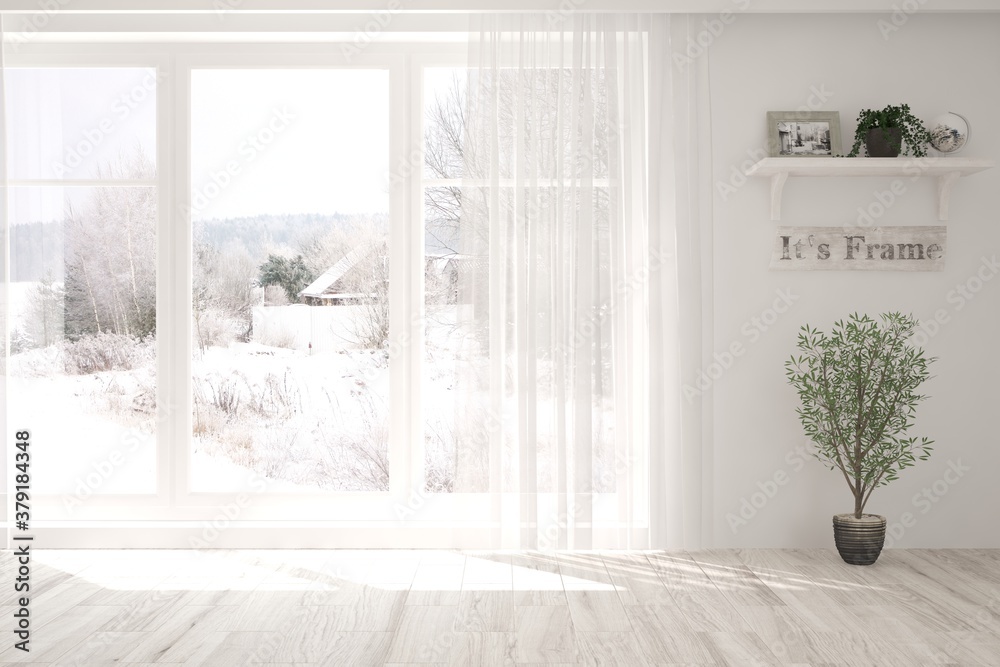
[5,67,158,224]
[190,68,390,221]
[4,66,467,223]
[5,66,392,222]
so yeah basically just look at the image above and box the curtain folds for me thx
[1,15,9,550]
[452,14,709,549]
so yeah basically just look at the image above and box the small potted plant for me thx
[846,104,932,157]
[785,312,935,565]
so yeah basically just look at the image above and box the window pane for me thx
[5,68,157,180]
[190,69,390,493]
[422,65,620,495]
[423,68,466,180]
[422,184,619,493]
[8,184,158,495]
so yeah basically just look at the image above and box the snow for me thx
[6,307,614,499]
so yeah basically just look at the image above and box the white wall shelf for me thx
[745,157,995,221]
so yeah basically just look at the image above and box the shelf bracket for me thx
[936,171,960,221]
[769,171,788,221]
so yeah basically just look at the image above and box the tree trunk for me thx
[123,200,144,328]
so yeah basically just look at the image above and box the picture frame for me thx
[767,110,842,157]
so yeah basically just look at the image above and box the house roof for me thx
[299,244,481,300]
[298,243,379,299]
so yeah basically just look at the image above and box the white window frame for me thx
[6,38,645,548]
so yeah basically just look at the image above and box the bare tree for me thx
[21,271,65,348]
[336,225,389,350]
[64,149,156,340]
[193,238,259,350]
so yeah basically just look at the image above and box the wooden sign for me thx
[769,226,946,271]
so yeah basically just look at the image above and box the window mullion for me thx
[170,56,193,507]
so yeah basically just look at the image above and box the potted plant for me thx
[785,312,936,565]
[845,104,932,158]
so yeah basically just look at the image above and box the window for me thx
[4,39,647,547]
[189,68,391,494]
[5,67,159,497]
[421,66,635,495]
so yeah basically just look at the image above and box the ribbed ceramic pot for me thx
[833,513,886,565]
[865,127,903,157]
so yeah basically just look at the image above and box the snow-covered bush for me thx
[61,333,151,375]
[9,328,34,355]
[258,326,297,350]
[193,307,237,352]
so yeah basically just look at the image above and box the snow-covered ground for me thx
[9,348,158,498]
[7,311,617,500]
[7,281,40,334]
[192,340,393,492]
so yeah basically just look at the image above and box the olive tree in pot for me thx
[785,312,936,565]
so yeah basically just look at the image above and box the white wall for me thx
[708,12,1000,547]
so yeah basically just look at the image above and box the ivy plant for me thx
[846,104,932,157]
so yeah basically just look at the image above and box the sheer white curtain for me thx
[447,14,709,549]
[1,16,8,550]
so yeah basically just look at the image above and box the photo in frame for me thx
[767,110,842,157]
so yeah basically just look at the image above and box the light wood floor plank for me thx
[626,604,715,664]
[126,607,232,664]
[737,604,861,664]
[446,631,517,666]
[456,589,514,632]
[696,630,782,666]
[689,561,785,607]
[564,590,632,632]
[602,552,676,607]
[511,552,567,606]
[514,605,579,663]
[645,551,718,595]
[1,549,997,666]
[672,590,754,632]
[385,605,461,663]
[575,631,650,666]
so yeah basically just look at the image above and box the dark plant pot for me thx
[865,127,903,157]
[833,513,886,565]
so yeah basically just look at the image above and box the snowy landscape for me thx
[6,68,618,499]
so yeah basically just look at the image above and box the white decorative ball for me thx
[928,112,970,154]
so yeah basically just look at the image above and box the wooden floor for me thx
[1,549,999,666]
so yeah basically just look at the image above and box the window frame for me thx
[5,39,645,548]
[4,50,171,520]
